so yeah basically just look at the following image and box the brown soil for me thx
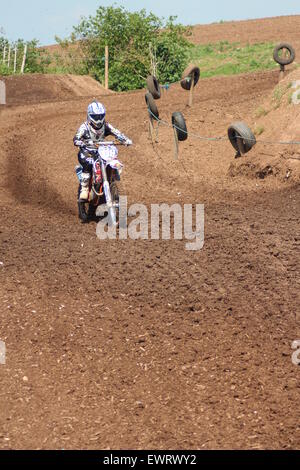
[191,15,300,50]
[1,74,113,106]
[0,38,300,450]
[230,69,300,182]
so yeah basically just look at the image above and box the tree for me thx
[72,6,192,91]
[0,34,11,75]
[0,33,50,75]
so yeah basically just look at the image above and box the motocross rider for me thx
[74,101,132,201]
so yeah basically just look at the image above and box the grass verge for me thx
[187,41,279,78]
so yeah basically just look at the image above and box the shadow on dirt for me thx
[6,140,76,217]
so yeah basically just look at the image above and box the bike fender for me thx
[107,159,123,170]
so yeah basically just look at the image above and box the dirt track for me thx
[0,65,300,449]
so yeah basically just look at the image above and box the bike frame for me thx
[92,141,123,226]
[76,140,126,225]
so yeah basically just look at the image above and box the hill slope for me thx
[1,74,113,106]
[191,15,300,46]
[229,69,300,181]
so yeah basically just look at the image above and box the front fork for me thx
[101,161,117,226]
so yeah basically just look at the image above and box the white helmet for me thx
[87,101,106,131]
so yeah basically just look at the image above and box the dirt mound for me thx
[229,69,300,182]
[0,73,113,106]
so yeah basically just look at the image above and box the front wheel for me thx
[109,180,121,224]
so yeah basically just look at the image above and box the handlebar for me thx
[88,140,130,149]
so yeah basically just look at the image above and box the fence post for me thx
[148,116,155,143]
[105,45,109,90]
[14,47,17,74]
[149,42,157,77]
[7,46,11,69]
[173,126,179,160]
[279,64,285,82]
[21,44,27,74]
[188,75,195,107]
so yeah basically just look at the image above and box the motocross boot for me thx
[79,173,90,201]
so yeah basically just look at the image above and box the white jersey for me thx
[74,121,130,156]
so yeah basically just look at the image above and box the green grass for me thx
[254,125,265,136]
[0,63,11,76]
[187,41,278,78]
[272,81,293,108]
[255,106,268,118]
[273,85,286,103]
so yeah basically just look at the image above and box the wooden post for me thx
[188,74,195,107]
[173,126,179,160]
[14,47,17,74]
[279,64,285,82]
[7,46,11,69]
[21,44,27,74]
[3,45,6,64]
[148,116,154,143]
[149,42,157,77]
[105,45,109,90]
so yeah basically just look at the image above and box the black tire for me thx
[145,92,159,120]
[146,75,161,99]
[181,65,200,90]
[172,112,188,141]
[273,43,295,66]
[110,181,120,223]
[228,122,256,155]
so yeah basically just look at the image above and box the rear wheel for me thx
[77,185,97,223]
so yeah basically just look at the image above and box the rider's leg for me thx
[78,152,93,201]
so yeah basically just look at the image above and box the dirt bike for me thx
[75,140,128,224]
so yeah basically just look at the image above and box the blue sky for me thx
[1,0,300,45]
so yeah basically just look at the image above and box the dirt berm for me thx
[229,69,300,182]
[1,74,113,106]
